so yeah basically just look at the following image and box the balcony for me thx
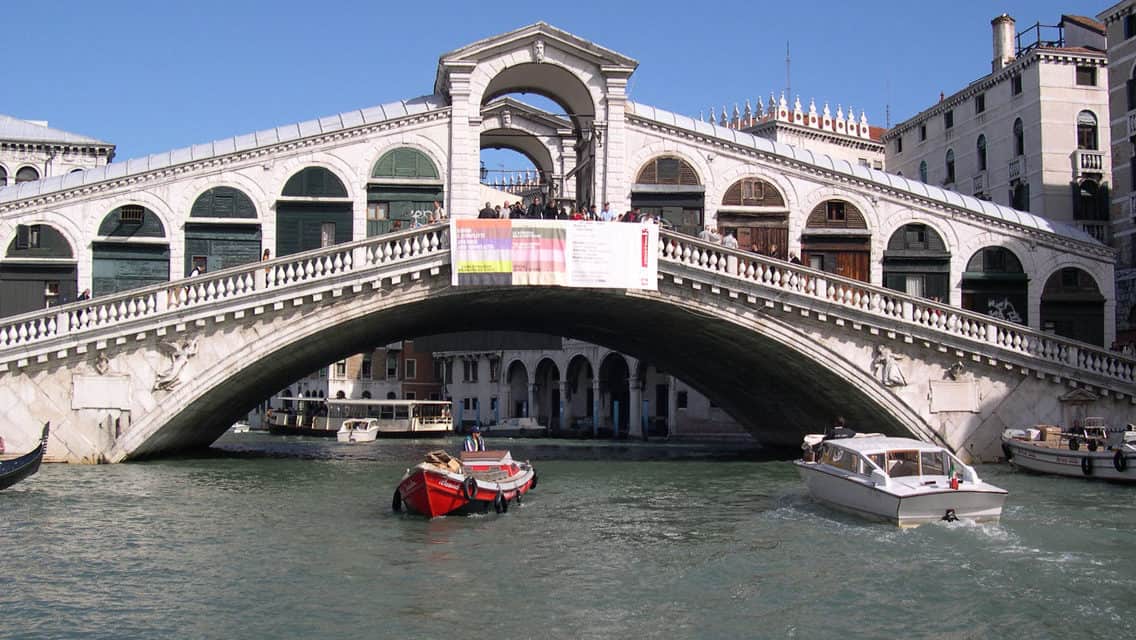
[1080,222,1107,243]
[1073,149,1104,178]
[1009,156,1025,181]
[1128,109,1136,139]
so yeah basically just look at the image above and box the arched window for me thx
[0,166,7,186]
[372,148,439,180]
[15,166,40,183]
[976,135,987,172]
[635,156,700,186]
[1076,110,1098,150]
[1013,118,1024,156]
[282,167,348,197]
[918,160,928,183]
[721,177,785,207]
[945,149,955,184]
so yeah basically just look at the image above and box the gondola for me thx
[0,422,50,490]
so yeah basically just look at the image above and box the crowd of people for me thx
[477,198,665,224]
[697,225,801,263]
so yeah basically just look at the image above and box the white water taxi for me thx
[337,418,381,443]
[1002,419,1136,482]
[794,433,1007,527]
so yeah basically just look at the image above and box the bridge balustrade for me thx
[657,231,1135,389]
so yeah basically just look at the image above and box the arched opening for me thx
[961,247,1027,325]
[1072,180,1108,239]
[631,156,704,235]
[564,354,594,432]
[801,199,870,281]
[480,97,562,216]
[718,177,788,256]
[1076,110,1098,150]
[185,187,261,276]
[598,353,630,437]
[945,149,955,185]
[92,205,170,296]
[478,62,597,210]
[534,357,560,428]
[1,223,77,316]
[1011,181,1030,211]
[1041,268,1105,346]
[918,161,928,184]
[275,167,352,257]
[15,166,40,183]
[976,135,987,172]
[506,360,530,418]
[882,223,950,301]
[0,166,7,186]
[1013,118,1024,156]
[367,148,443,234]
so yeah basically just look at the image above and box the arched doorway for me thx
[480,98,561,211]
[92,205,170,296]
[275,167,352,257]
[1041,267,1104,346]
[184,187,261,276]
[15,166,39,183]
[961,247,1028,325]
[801,199,870,281]
[599,353,630,437]
[534,358,560,428]
[631,156,704,235]
[882,223,950,301]
[506,360,529,418]
[367,148,443,235]
[564,354,594,431]
[718,177,788,257]
[0,223,77,316]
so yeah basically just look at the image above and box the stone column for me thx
[443,64,480,217]
[599,71,633,215]
[592,378,602,437]
[667,376,679,438]
[528,383,538,422]
[559,133,577,204]
[629,375,642,440]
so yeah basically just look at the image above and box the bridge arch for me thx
[92,202,171,295]
[0,222,78,315]
[1039,266,1106,346]
[880,219,953,303]
[715,174,792,257]
[961,245,1030,325]
[629,151,709,234]
[365,145,446,232]
[183,186,263,276]
[505,358,530,418]
[275,163,355,255]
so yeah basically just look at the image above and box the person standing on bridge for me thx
[479,202,496,219]
[464,425,487,452]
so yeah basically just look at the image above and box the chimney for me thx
[992,14,1016,72]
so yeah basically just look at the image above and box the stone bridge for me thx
[0,223,1132,463]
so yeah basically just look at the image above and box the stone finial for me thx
[859,110,870,137]
[835,105,846,133]
[768,92,777,116]
[732,103,740,127]
[743,99,752,126]
[699,110,704,122]
[756,96,765,116]
[720,106,728,127]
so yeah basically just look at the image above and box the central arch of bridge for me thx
[116,276,921,460]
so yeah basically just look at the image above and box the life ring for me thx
[461,476,478,501]
[1068,437,1080,452]
[1081,455,1093,476]
[1001,443,1013,461]
[1087,439,1099,452]
[391,488,402,512]
[1114,450,1128,473]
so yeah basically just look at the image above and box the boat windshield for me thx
[885,450,921,477]
[921,451,947,476]
[820,445,865,476]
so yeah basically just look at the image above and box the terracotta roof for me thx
[1062,14,1106,35]
[868,125,887,142]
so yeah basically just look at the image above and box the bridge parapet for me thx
[657,230,1136,394]
[0,224,449,369]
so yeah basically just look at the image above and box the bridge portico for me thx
[0,23,1130,463]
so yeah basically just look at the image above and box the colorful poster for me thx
[451,219,657,290]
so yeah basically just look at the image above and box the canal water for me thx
[2,433,1133,639]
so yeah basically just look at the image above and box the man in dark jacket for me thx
[527,198,543,219]
[478,202,496,219]
[543,199,559,219]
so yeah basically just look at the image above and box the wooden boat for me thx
[1002,419,1136,482]
[393,449,537,517]
[0,423,50,490]
[794,432,1007,527]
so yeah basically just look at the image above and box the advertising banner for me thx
[450,219,658,290]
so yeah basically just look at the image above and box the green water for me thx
[2,433,1133,639]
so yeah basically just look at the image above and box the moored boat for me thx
[1002,419,1136,482]
[0,422,50,491]
[337,418,380,443]
[394,449,537,517]
[793,431,1007,527]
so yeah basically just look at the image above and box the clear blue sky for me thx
[2,0,1106,170]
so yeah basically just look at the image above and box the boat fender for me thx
[392,488,402,512]
[493,490,507,514]
[1068,437,1080,452]
[515,488,522,505]
[1087,439,1099,452]
[1114,450,1128,473]
[1081,456,1093,476]
[1001,443,1013,461]
[530,472,539,490]
[462,476,478,502]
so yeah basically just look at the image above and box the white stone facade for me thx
[0,115,114,187]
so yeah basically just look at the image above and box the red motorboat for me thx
[393,449,537,517]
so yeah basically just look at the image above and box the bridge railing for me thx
[658,230,1136,388]
[0,224,449,356]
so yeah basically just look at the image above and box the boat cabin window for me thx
[866,453,885,471]
[920,451,947,476]
[886,450,921,477]
[821,445,866,475]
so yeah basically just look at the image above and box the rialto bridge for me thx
[0,23,1132,463]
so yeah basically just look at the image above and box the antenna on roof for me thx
[885,79,891,128]
[785,41,791,99]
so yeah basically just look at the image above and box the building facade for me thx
[884,14,1110,237]
[1098,1,1136,347]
